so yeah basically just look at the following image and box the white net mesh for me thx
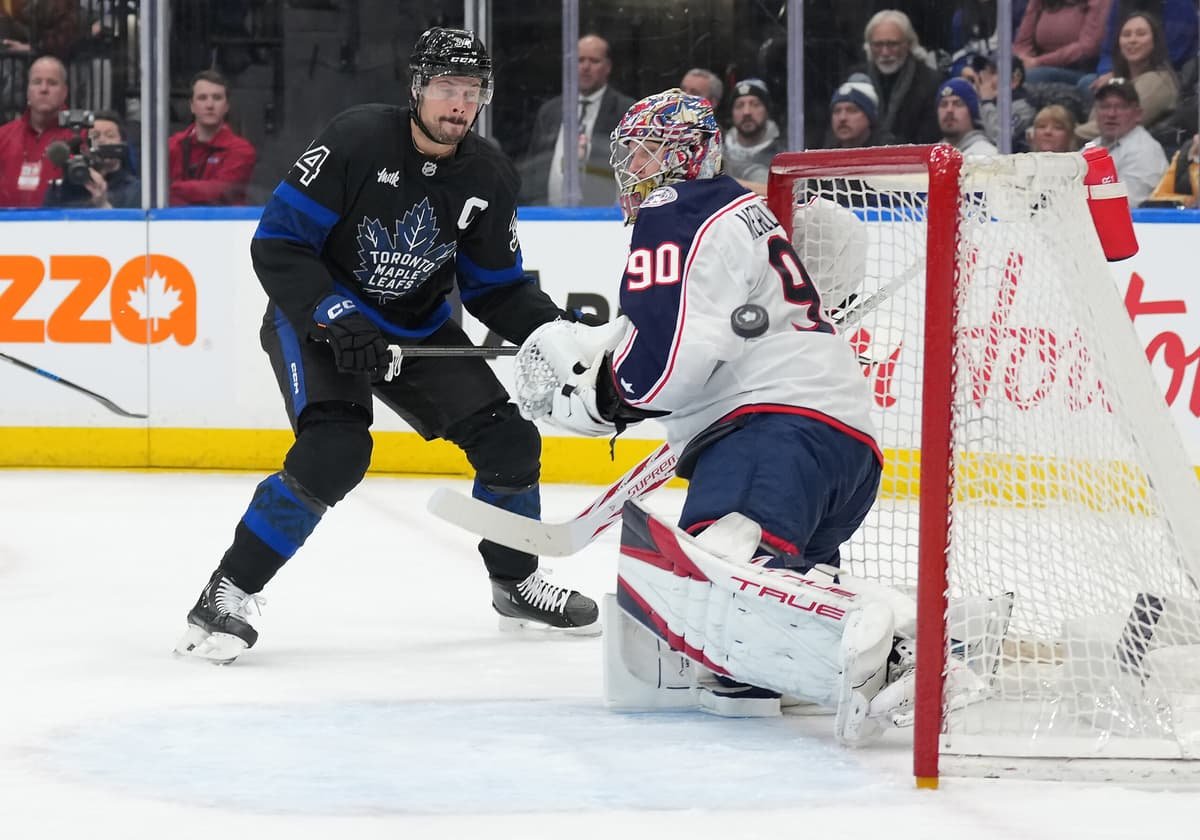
[774,150,1200,766]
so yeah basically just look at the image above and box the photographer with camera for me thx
[0,55,74,207]
[44,109,139,209]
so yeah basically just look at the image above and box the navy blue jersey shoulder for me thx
[251,104,526,340]
[628,175,751,253]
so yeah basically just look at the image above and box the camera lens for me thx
[65,158,93,187]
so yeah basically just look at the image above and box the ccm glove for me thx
[312,295,390,377]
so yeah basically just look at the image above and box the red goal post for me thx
[768,145,1200,785]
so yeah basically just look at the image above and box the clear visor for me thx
[418,74,493,105]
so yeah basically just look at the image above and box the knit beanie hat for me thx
[830,74,879,126]
[732,78,772,111]
[937,77,981,124]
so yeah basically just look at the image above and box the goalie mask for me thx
[409,27,493,140]
[610,88,722,223]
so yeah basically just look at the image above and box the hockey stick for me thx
[0,351,149,419]
[381,344,516,382]
[388,345,517,358]
[427,441,678,556]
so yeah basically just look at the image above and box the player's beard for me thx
[430,115,470,145]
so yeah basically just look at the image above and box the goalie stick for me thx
[0,351,149,419]
[427,441,678,556]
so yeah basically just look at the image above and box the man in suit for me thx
[520,33,633,206]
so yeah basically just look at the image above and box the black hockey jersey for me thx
[251,104,560,341]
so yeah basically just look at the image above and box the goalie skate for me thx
[174,570,263,664]
[491,570,601,636]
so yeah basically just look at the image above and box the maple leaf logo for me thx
[125,271,184,330]
[354,199,457,302]
[398,197,456,263]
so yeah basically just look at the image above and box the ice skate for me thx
[174,570,264,664]
[699,675,782,718]
[491,570,601,635]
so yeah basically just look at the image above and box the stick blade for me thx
[426,487,585,556]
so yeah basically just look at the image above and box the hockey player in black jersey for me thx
[175,27,599,663]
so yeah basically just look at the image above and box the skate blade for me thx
[698,687,781,718]
[173,625,249,665]
[497,614,603,637]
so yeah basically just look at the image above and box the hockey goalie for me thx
[508,89,1004,746]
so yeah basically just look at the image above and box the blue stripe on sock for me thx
[472,479,540,520]
[241,473,322,557]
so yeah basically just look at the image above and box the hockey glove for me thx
[312,295,390,378]
[514,317,631,420]
[548,349,616,437]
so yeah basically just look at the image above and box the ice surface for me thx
[1,470,1197,838]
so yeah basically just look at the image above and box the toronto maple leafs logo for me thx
[354,198,457,302]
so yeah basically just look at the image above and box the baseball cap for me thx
[1094,76,1139,105]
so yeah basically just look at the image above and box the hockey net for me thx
[768,146,1200,782]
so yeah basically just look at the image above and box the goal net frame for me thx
[767,144,1200,785]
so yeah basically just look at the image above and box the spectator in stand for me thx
[168,69,257,206]
[1092,1,1196,81]
[722,78,786,183]
[1154,56,1197,153]
[1014,0,1113,86]
[855,10,941,144]
[0,55,73,207]
[823,74,892,148]
[521,33,634,206]
[0,0,78,60]
[43,108,139,208]
[679,68,724,110]
[1029,103,1080,150]
[1076,12,1177,141]
[936,77,999,155]
[1085,76,1167,206]
[1147,133,1198,208]
[964,53,1036,151]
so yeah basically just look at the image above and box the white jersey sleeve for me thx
[609,176,879,457]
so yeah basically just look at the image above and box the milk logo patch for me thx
[377,167,401,187]
[354,198,457,302]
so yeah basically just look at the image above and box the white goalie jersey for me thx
[608,175,878,457]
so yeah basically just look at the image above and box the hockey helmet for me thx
[409,27,494,108]
[610,88,722,223]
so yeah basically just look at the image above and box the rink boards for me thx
[0,208,1198,488]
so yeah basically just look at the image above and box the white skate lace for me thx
[215,577,267,619]
[517,571,571,614]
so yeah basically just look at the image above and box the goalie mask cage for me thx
[767,145,1200,785]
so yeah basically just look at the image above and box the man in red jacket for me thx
[0,55,74,207]
[168,70,257,206]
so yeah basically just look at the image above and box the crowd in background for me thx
[0,1,1196,211]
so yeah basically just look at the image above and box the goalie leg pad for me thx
[617,501,882,708]
[602,594,705,710]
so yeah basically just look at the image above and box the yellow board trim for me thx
[0,427,686,486]
[2,430,1198,503]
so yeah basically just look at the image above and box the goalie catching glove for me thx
[514,317,631,434]
[311,295,391,379]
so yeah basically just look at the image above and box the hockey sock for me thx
[473,479,540,581]
[219,471,327,593]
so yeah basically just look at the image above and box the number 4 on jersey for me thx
[295,145,331,186]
